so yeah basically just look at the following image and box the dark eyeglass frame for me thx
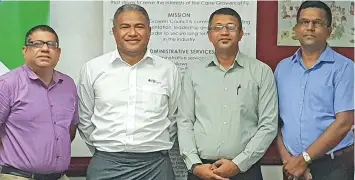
[26,40,59,49]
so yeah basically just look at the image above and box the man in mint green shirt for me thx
[177,7,278,180]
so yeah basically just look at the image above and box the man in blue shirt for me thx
[275,1,354,180]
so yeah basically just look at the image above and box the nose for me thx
[306,22,315,31]
[220,26,230,35]
[128,27,138,36]
[41,43,50,51]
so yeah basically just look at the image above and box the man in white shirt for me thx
[78,4,181,180]
[0,61,9,76]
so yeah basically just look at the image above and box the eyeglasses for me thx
[26,40,59,49]
[297,19,327,28]
[209,24,239,32]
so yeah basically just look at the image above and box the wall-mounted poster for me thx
[277,0,354,47]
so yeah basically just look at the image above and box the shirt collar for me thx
[291,45,335,63]
[23,64,63,83]
[109,49,155,65]
[205,51,244,68]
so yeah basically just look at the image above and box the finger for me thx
[212,173,229,180]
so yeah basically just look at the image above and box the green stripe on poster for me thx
[0,1,50,69]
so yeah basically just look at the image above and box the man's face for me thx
[208,14,243,51]
[112,10,151,56]
[295,8,332,47]
[22,30,61,69]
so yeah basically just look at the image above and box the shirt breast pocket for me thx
[235,84,258,112]
[142,86,168,112]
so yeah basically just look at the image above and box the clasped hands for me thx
[193,159,240,180]
[283,155,312,180]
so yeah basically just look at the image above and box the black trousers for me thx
[187,159,263,180]
[307,146,354,180]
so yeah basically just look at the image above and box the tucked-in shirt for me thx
[275,46,354,156]
[78,50,181,153]
[0,61,9,76]
[0,65,79,174]
[177,52,278,172]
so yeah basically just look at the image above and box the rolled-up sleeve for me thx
[232,66,278,172]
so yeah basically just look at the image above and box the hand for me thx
[193,164,229,180]
[212,159,240,178]
[303,168,312,180]
[283,155,308,179]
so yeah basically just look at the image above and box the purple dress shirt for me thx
[0,65,79,174]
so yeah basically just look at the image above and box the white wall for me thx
[50,1,103,157]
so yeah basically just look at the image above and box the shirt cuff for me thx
[183,153,202,170]
[232,152,251,173]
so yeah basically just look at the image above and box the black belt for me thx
[319,145,353,160]
[0,165,64,180]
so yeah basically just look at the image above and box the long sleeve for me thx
[232,66,278,172]
[0,80,11,125]
[177,68,202,170]
[167,66,182,143]
[77,63,96,154]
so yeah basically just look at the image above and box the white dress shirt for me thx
[0,61,9,76]
[78,50,181,153]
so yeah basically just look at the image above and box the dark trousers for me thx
[308,146,354,180]
[87,150,175,180]
[187,159,263,180]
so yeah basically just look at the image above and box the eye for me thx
[135,25,145,29]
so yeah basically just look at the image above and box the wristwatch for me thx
[302,151,312,164]
[189,163,202,174]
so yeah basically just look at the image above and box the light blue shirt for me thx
[275,46,354,156]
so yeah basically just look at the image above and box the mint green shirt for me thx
[177,52,278,172]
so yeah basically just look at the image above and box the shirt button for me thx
[300,102,302,105]
[54,122,56,124]
[224,88,228,91]
[224,105,227,108]
[56,138,59,141]
[223,122,226,125]
[222,141,225,144]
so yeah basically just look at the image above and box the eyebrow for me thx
[119,23,146,26]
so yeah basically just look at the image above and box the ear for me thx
[57,47,62,58]
[22,46,27,56]
[208,31,212,43]
[238,29,244,41]
[326,27,333,39]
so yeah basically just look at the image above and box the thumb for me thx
[214,159,224,167]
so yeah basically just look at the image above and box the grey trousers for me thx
[86,150,176,180]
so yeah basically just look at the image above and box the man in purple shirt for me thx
[0,25,78,180]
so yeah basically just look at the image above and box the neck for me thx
[28,64,53,86]
[119,49,147,66]
[215,48,238,68]
[301,44,327,63]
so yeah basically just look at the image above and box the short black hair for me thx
[297,1,332,27]
[113,4,150,27]
[208,8,242,30]
[24,25,59,46]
